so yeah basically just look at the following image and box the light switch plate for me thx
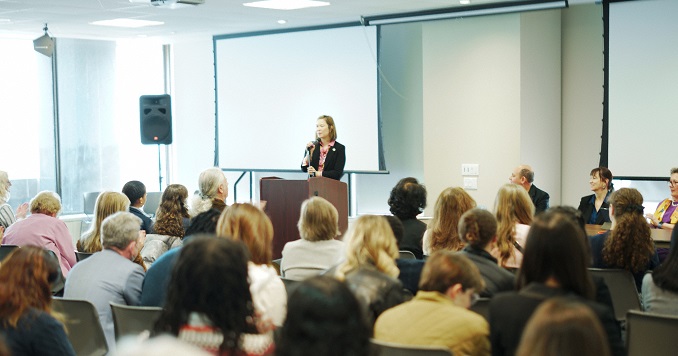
[462,164,479,176]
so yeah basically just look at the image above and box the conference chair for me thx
[52,298,108,356]
[271,258,281,275]
[110,302,163,341]
[589,268,641,321]
[470,298,490,321]
[83,191,100,216]
[280,277,300,297]
[626,310,678,356]
[75,250,94,262]
[44,249,65,296]
[399,250,417,260]
[370,339,453,356]
[143,191,162,217]
[0,244,19,262]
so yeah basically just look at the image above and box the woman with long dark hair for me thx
[142,184,190,265]
[0,246,75,356]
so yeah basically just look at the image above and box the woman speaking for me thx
[301,115,346,180]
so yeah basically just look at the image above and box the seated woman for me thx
[280,197,343,280]
[217,203,286,328]
[642,238,678,314]
[422,187,476,256]
[333,215,411,326]
[387,177,427,259]
[141,184,189,266]
[646,167,678,231]
[154,237,273,355]
[0,246,75,356]
[0,170,28,231]
[516,298,611,356]
[276,276,370,356]
[577,167,613,225]
[492,183,534,269]
[489,210,624,356]
[590,188,659,291]
[458,208,515,298]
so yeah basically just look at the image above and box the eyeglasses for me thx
[669,181,678,187]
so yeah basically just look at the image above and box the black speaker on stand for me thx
[140,94,172,191]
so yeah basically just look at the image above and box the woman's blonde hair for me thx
[336,215,399,280]
[29,191,62,215]
[78,191,130,253]
[427,187,476,253]
[297,197,340,242]
[494,183,534,266]
[216,203,273,265]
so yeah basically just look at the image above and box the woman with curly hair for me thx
[422,187,476,256]
[334,215,411,326]
[387,177,427,259]
[590,188,659,291]
[141,184,189,266]
[0,246,75,356]
[492,183,534,269]
[78,191,130,253]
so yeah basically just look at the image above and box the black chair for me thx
[52,298,108,356]
[75,250,94,262]
[589,268,641,321]
[399,250,417,260]
[0,244,19,261]
[371,339,453,356]
[280,277,300,297]
[470,297,490,321]
[626,310,678,356]
[110,302,163,341]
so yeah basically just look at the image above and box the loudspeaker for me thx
[140,94,172,145]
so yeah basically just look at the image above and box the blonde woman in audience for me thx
[0,170,28,231]
[422,187,476,256]
[78,191,130,253]
[141,184,189,266]
[280,197,343,280]
[516,298,611,356]
[334,215,411,325]
[0,246,75,356]
[217,203,286,328]
[492,183,534,269]
[189,167,228,217]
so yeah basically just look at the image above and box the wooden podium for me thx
[260,176,348,259]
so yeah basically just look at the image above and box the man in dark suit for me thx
[122,180,154,234]
[510,165,549,214]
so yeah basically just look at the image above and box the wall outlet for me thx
[462,164,479,176]
[463,177,478,190]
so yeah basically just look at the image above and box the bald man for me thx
[509,165,549,214]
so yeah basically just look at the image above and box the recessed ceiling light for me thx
[277,19,288,24]
[243,0,330,11]
[460,0,471,4]
[90,18,164,28]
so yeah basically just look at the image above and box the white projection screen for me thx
[607,0,678,178]
[214,25,380,172]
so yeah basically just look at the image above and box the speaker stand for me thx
[157,144,163,191]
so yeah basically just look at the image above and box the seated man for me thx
[374,251,489,356]
[122,180,154,234]
[3,190,76,277]
[510,164,550,214]
[64,212,145,351]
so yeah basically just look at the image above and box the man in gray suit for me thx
[64,212,145,351]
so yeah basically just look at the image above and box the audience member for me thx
[642,236,678,314]
[646,167,678,230]
[492,183,533,269]
[64,212,146,351]
[0,170,28,231]
[3,191,76,276]
[458,208,515,297]
[141,209,222,307]
[141,184,189,265]
[77,191,130,253]
[423,187,476,256]
[0,246,75,356]
[509,164,549,213]
[154,237,274,355]
[334,215,411,326]
[516,298,611,356]
[122,180,154,233]
[388,215,426,294]
[280,197,343,280]
[375,251,489,356]
[578,167,613,225]
[489,210,623,356]
[590,188,659,291]
[277,276,370,356]
[189,167,228,217]
[217,203,286,327]
[387,177,427,259]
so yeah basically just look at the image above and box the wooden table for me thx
[585,224,672,247]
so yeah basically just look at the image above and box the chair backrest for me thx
[143,191,162,217]
[470,298,490,321]
[110,302,163,341]
[83,192,100,215]
[627,310,678,356]
[52,298,109,356]
[0,245,19,262]
[589,268,641,321]
[399,250,416,260]
[371,339,453,356]
[44,249,65,296]
[75,250,94,262]
[280,277,300,297]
